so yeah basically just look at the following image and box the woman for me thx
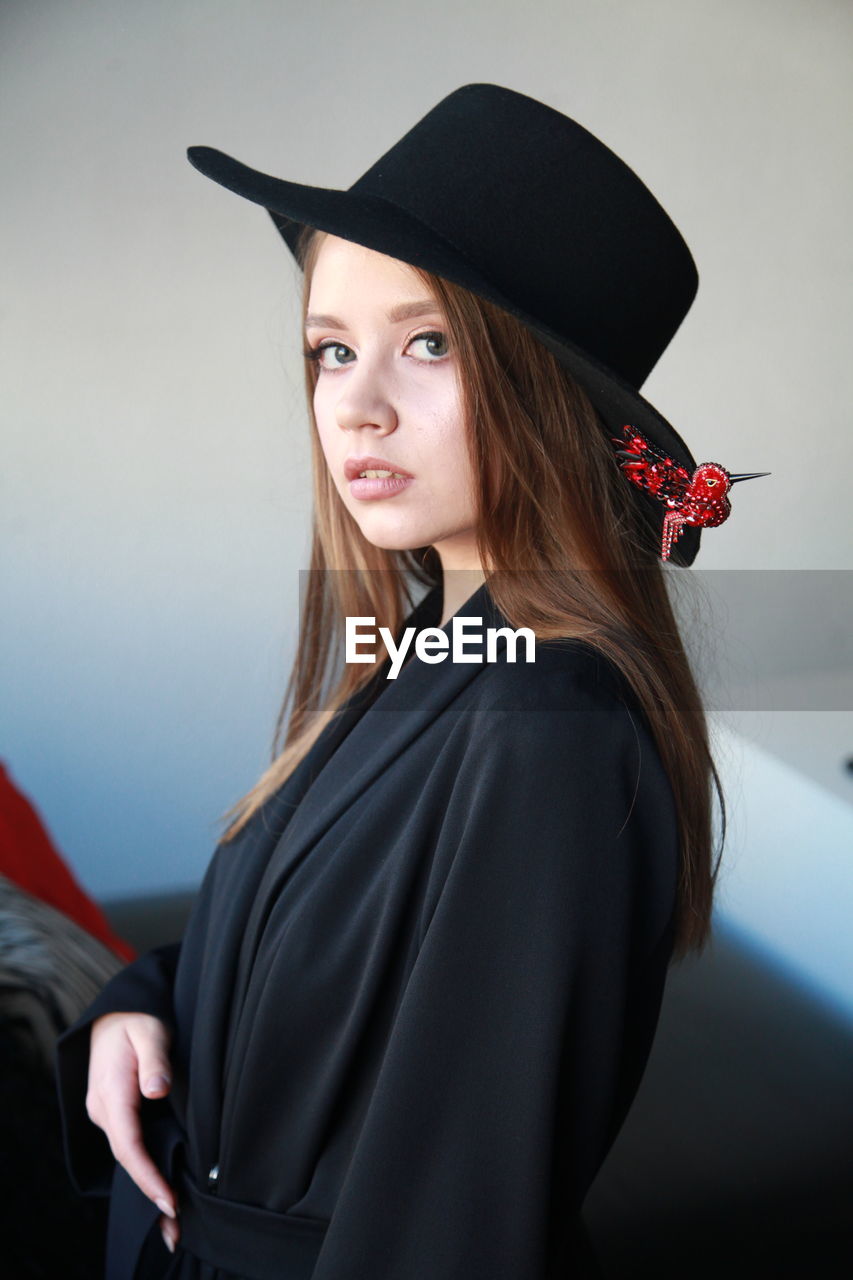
[56,83,764,1279]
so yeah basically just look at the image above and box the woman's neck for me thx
[438,567,487,629]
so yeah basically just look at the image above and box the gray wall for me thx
[2,1,851,1012]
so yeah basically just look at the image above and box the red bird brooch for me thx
[611,425,769,561]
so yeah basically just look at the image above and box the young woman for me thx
[57,83,764,1279]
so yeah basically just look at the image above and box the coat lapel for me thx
[193,578,506,1157]
[259,579,500,889]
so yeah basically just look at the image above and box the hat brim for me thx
[187,145,701,566]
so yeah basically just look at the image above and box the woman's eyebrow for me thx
[305,300,441,329]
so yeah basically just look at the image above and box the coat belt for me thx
[106,1106,328,1280]
[178,1165,328,1280]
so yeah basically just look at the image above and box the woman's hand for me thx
[87,1011,181,1252]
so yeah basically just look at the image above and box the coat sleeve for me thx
[310,662,679,1280]
[54,941,182,1194]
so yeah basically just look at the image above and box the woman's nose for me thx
[333,360,398,436]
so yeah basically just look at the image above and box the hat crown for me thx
[349,84,698,388]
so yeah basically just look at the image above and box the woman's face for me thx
[305,235,480,569]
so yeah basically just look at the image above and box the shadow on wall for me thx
[585,916,853,1277]
[103,894,853,1278]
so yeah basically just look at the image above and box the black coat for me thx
[56,580,679,1279]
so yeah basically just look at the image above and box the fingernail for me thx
[161,1226,175,1254]
[155,1197,176,1219]
[145,1074,171,1094]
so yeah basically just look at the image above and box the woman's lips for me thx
[349,474,414,500]
[344,457,414,500]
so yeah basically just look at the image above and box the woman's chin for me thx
[355,521,429,553]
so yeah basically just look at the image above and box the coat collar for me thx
[262,577,501,886]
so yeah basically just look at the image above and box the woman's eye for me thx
[306,341,354,370]
[408,330,449,360]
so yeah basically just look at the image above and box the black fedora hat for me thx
[187,83,749,566]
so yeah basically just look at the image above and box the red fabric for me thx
[0,761,135,963]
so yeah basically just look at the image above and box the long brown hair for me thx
[218,226,725,960]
